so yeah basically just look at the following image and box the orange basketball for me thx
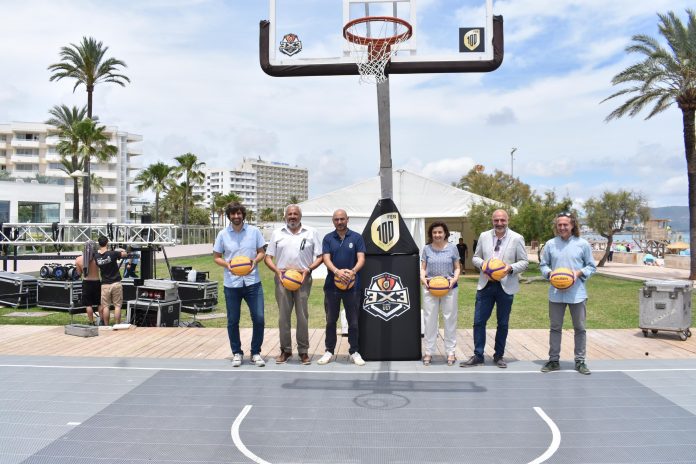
[281,269,304,291]
[428,276,450,297]
[550,267,575,289]
[229,255,253,276]
[482,258,507,281]
[334,274,356,291]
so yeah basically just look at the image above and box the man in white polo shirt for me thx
[264,204,323,365]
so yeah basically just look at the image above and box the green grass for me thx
[0,257,685,330]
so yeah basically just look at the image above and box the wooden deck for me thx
[0,325,694,362]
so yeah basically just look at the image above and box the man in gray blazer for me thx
[461,209,528,368]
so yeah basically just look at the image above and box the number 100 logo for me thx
[371,213,400,252]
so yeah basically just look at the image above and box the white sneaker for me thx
[231,353,242,367]
[350,352,366,366]
[251,354,265,367]
[317,351,333,365]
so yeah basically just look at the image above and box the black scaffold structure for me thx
[0,222,177,280]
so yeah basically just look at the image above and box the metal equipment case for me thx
[639,280,693,340]
[37,279,85,312]
[137,279,179,302]
[0,271,38,308]
[177,281,218,314]
[122,278,142,304]
[126,299,181,327]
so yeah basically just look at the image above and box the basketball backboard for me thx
[261,0,503,77]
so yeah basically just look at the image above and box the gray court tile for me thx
[2,359,696,464]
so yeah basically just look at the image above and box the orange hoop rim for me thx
[343,16,413,49]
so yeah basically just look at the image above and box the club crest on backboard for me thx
[279,33,302,56]
[459,28,484,52]
[363,272,410,321]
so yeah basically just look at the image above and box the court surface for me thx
[1,356,696,464]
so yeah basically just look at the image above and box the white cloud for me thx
[404,157,477,185]
[0,0,690,209]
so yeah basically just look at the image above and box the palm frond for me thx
[603,9,696,121]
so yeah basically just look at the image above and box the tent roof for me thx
[300,169,498,218]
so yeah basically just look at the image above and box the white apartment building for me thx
[240,158,308,214]
[0,180,66,223]
[194,167,257,214]
[196,158,308,219]
[0,122,142,223]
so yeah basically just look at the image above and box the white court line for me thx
[2,363,696,374]
[231,405,271,464]
[528,407,561,464]
[233,403,559,464]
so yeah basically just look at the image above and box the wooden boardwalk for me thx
[0,325,694,363]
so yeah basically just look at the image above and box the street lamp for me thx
[510,147,518,179]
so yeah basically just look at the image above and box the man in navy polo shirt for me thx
[317,209,367,366]
[213,202,266,368]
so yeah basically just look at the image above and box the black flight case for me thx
[126,299,181,327]
[37,279,86,313]
[177,281,218,314]
[0,271,38,308]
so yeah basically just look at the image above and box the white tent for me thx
[299,170,499,271]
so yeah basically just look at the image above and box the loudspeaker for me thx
[140,247,154,280]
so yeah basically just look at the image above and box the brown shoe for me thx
[299,353,311,365]
[493,356,507,368]
[275,351,292,364]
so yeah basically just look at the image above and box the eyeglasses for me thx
[494,238,502,252]
[556,212,572,218]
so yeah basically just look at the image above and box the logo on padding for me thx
[370,213,400,252]
[363,272,410,321]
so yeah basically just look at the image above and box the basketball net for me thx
[344,17,412,85]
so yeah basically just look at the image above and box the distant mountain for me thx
[651,206,689,232]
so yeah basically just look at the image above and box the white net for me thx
[344,17,412,84]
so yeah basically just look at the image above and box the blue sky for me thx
[0,0,692,207]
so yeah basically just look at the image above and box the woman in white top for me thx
[420,222,461,366]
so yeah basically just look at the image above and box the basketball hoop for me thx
[343,16,413,84]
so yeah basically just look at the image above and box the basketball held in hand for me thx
[428,276,450,297]
[229,256,253,276]
[281,269,304,291]
[550,267,575,289]
[334,273,356,291]
[482,258,507,281]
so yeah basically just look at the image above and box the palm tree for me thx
[74,119,117,223]
[32,174,51,184]
[46,104,88,127]
[48,37,129,223]
[602,9,696,279]
[260,207,276,222]
[160,182,203,224]
[47,104,87,222]
[173,153,206,226]
[213,192,242,226]
[47,37,130,119]
[135,162,174,222]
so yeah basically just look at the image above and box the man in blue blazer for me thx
[461,209,528,368]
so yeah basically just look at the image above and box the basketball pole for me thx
[376,78,393,199]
